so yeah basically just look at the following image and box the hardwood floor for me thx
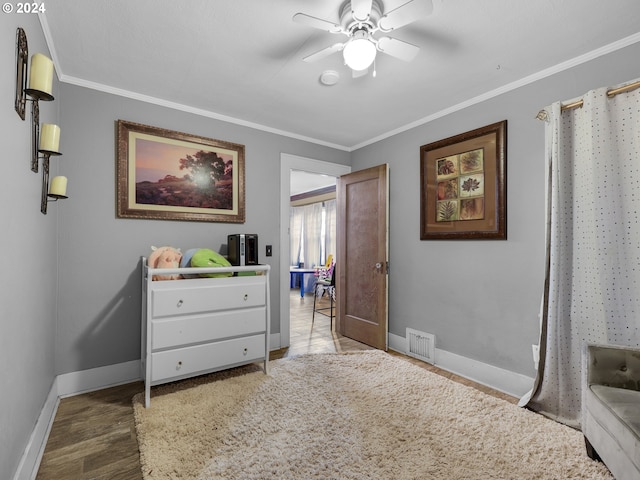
[35,382,144,480]
[283,287,372,357]
[35,289,516,479]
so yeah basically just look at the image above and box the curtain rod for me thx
[562,79,640,111]
[536,79,640,120]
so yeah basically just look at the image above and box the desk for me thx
[289,268,316,297]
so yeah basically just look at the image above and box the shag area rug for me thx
[132,351,612,480]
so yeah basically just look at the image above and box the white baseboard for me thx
[13,361,142,480]
[12,380,59,480]
[56,360,142,398]
[389,332,534,399]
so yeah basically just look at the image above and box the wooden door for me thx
[336,164,389,350]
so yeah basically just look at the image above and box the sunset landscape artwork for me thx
[117,120,245,223]
[134,137,235,210]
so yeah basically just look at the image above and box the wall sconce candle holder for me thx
[40,153,67,214]
[25,63,55,173]
[15,28,68,214]
[15,28,28,121]
[39,128,64,214]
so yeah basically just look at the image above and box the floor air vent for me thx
[406,328,435,364]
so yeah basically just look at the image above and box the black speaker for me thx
[227,234,258,266]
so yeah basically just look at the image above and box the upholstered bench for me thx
[582,344,640,480]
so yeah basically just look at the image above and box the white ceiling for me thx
[41,0,640,151]
[290,170,337,196]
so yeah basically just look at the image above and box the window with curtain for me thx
[521,80,640,428]
[324,199,337,264]
[290,200,336,268]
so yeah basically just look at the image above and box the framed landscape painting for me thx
[420,120,506,239]
[116,120,245,223]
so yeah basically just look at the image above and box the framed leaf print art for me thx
[420,120,506,239]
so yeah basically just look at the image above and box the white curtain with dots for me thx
[522,83,640,428]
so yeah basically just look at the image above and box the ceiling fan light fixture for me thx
[343,31,376,71]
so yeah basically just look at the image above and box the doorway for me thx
[279,154,351,349]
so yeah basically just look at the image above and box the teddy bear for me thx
[148,246,182,280]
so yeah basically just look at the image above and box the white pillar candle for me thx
[49,176,67,197]
[29,53,54,95]
[40,124,61,153]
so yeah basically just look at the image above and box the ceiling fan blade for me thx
[303,43,344,62]
[293,13,343,33]
[351,0,373,21]
[378,0,433,31]
[377,36,420,62]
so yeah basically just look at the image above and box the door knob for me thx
[375,262,388,273]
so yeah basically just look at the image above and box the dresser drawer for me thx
[152,307,266,350]
[151,278,266,318]
[150,334,266,383]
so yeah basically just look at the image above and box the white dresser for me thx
[141,258,270,407]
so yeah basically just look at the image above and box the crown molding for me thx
[352,31,640,150]
[38,10,640,153]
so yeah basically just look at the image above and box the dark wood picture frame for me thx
[116,120,245,223]
[420,120,506,240]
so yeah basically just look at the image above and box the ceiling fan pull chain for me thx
[373,58,377,78]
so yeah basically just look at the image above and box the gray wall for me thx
[1,16,59,480]
[54,84,350,375]
[351,41,640,377]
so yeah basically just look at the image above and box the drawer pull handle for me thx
[177,299,183,307]
[243,348,248,356]
[243,294,248,301]
[177,361,183,370]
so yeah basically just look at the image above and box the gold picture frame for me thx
[116,120,245,223]
[420,120,506,239]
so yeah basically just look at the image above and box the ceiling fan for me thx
[293,0,434,77]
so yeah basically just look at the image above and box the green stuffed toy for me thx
[189,248,233,278]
